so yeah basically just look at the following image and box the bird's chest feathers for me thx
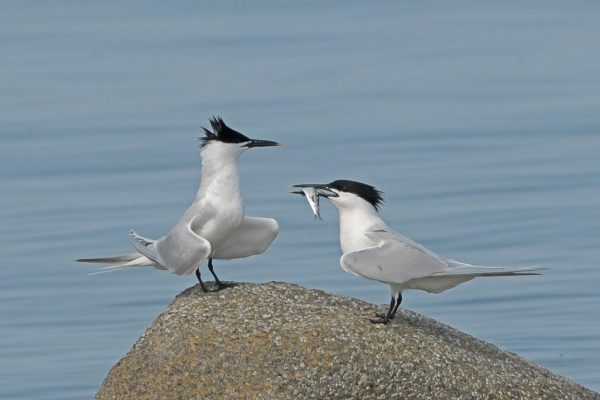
[204,169,243,209]
[197,171,245,240]
[206,185,244,226]
[339,214,379,254]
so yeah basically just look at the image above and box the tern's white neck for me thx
[331,196,387,254]
[196,142,245,202]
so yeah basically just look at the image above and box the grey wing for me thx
[212,217,279,260]
[130,217,211,275]
[340,229,449,285]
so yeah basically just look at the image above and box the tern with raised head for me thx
[78,117,281,291]
[292,180,542,324]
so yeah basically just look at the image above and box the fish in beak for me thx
[289,183,338,220]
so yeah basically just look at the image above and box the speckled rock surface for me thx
[96,282,599,400]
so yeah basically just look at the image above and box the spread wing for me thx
[130,216,211,275]
[212,217,279,260]
[340,229,449,285]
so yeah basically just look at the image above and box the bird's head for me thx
[199,116,281,158]
[291,179,384,212]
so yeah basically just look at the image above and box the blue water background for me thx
[1,2,599,398]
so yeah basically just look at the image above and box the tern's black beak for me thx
[290,183,338,197]
[245,139,282,148]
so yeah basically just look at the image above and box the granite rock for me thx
[96,282,599,400]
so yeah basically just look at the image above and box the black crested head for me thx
[199,116,251,148]
[328,179,384,210]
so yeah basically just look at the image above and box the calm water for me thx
[1,2,599,398]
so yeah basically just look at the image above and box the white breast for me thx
[338,208,384,254]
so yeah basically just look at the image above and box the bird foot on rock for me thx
[217,282,237,291]
[370,317,390,324]
[214,281,237,291]
[370,311,393,324]
[195,279,236,293]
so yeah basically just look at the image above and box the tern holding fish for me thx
[290,187,323,220]
[78,117,281,291]
[291,180,542,324]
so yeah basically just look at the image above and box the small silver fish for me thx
[301,187,322,221]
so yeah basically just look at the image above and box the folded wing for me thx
[341,229,542,293]
[340,229,449,285]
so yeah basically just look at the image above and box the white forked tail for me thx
[76,252,164,275]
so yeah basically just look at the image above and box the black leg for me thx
[195,267,207,293]
[370,295,396,324]
[207,258,235,291]
[207,258,222,286]
[390,293,402,320]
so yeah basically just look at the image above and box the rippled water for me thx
[1,2,599,398]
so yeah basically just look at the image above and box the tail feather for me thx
[88,265,136,275]
[77,252,164,275]
[76,253,143,264]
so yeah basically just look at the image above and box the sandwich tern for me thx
[291,180,542,324]
[78,117,281,291]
